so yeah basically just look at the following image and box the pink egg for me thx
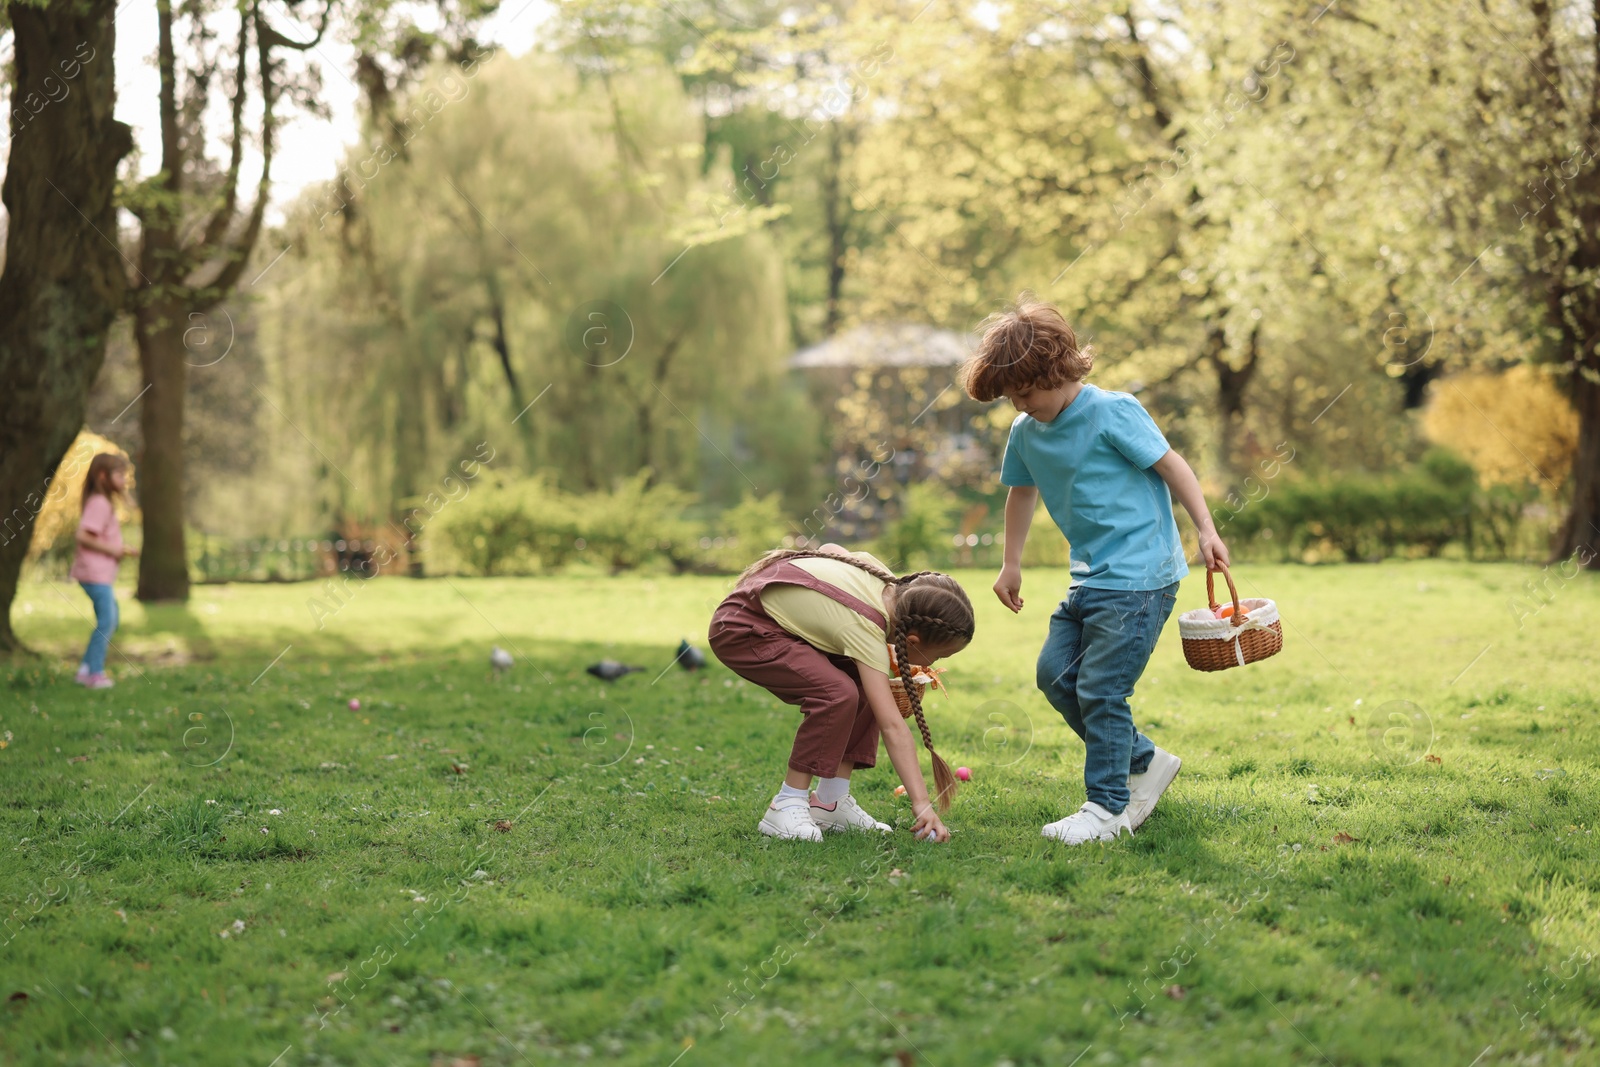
[956,766,971,781]
[348,698,361,711]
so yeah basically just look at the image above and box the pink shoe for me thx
[74,665,90,686]
[83,673,114,690]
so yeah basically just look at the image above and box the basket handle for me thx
[1205,561,1246,627]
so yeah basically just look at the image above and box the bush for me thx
[425,476,806,575]
[1228,449,1490,562]
[705,491,788,572]
[875,483,960,570]
[569,471,701,573]
[432,475,572,575]
[1423,365,1578,488]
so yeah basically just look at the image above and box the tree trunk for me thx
[1205,322,1259,487]
[1554,367,1600,565]
[0,0,133,654]
[822,122,848,338]
[134,307,192,601]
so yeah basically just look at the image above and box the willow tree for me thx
[0,0,132,654]
[263,51,790,514]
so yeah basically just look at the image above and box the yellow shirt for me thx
[759,552,893,674]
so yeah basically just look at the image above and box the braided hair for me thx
[740,549,975,811]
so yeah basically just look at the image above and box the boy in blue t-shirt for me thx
[961,296,1230,844]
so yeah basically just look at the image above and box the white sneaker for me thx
[1126,747,1182,831]
[1042,802,1132,844]
[809,793,891,834]
[759,801,823,842]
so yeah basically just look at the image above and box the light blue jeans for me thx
[79,582,119,675]
[1035,583,1179,813]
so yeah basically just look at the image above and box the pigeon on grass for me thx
[676,639,707,671]
[586,660,645,682]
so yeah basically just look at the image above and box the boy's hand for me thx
[1198,530,1229,570]
[993,564,1024,613]
[911,803,950,843]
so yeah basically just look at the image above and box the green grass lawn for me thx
[3,561,1597,1066]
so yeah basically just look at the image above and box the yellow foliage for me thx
[28,431,138,559]
[1423,366,1578,488]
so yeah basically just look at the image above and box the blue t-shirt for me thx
[1000,384,1188,591]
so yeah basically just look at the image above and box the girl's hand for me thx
[911,803,950,843]
[121,546,140,559]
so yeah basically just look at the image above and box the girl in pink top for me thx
[71,454,138,689]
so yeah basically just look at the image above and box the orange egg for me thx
[1216,604,1240,619]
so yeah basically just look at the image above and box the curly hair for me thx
[961,291,1095,403]
[739,549,973,811]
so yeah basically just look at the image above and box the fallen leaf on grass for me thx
[449,762,469,775]
[1332,832,1358,844]
[1425,754,1442,764]
[7,991,28,1003]
[1164,985,1186,1000]
[895,1051,914,1067]
[68,755,91,763]
[492,820,512,832]
[326,972,346,983]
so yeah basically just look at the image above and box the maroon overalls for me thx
[708,561,889,778]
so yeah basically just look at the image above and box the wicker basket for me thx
[888,677,927,718]
[886,649,943,718]
[1177,562,1283,672]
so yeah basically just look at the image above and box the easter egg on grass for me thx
[956,767,972,781]
[348,698,361,711]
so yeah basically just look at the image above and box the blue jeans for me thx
[79,582,119,675]
[1035,583,1179,814]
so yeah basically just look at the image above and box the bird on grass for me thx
[676,638,707,671]
[490,646,514,674]
[586,659,645,682]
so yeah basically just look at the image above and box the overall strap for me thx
[740,560,889,631]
